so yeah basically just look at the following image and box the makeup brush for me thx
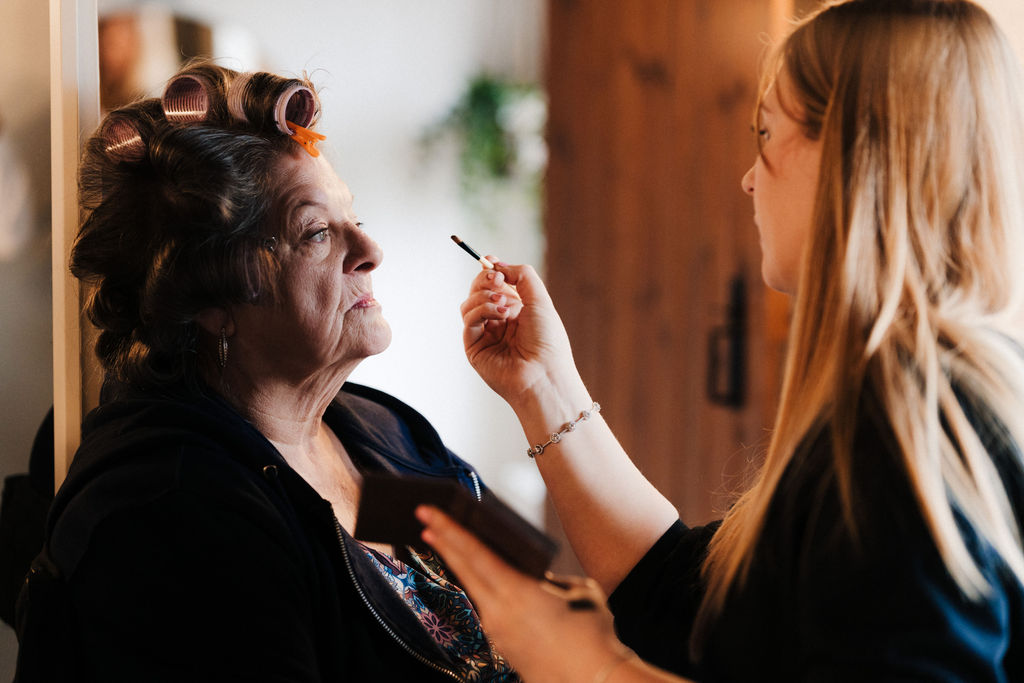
[450,235,494,270]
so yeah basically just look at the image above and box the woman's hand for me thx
[416,505,638,682]
[458,263,679,594]
[460,261,582,408]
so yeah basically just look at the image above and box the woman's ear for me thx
[195,307,235,337]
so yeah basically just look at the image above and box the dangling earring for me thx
[218,327,228,370]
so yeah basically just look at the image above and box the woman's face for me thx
[741,78,823,294]
[232,152,392,382]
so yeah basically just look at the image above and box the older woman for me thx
[15,62,517,682]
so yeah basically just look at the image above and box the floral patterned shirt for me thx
[362,544,519,682]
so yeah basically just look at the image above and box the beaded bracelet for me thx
[526,402,601,458]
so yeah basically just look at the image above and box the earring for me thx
[218,327,228,370]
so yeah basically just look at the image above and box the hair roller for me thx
[227,72,319,136]
[99,115,146,163]
[227,72,255,124]
[273,83,317,134]
[162,74,213,123]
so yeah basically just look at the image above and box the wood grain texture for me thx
[544,0,794,558]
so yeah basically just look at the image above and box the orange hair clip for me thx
[288,121,326,157]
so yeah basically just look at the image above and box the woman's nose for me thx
[741,165,755,196]
[343,223,383,273]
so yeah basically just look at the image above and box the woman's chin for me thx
[329,320,393,373]
[360,321,394,359]
[761,263,795,296]
[369,324,393,357]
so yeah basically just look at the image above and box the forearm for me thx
[511,373,679,594]
[460,262,680,591]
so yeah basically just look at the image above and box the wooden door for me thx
[544,0,803,567]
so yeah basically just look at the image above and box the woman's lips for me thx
[351,294,379,310]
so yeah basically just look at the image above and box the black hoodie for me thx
[16,382,488,682]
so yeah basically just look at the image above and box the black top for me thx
[609,397,1024,682]
[16,382,492,683]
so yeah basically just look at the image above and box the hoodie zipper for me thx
[334,515,464,682]
[468,470,482,501]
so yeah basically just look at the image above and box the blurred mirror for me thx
[98,4,262,110]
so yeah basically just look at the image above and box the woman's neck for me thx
[212,365,391,551]
[210,361,347,442]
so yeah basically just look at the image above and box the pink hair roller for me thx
[100,116,146,163]
[274,83,317,134]
[226,73,318,135]
[161,74,212,123]
[227,72,254,124]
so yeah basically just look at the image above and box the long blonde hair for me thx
[698,0,1024,642]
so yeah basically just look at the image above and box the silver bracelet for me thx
[526,402,601,458]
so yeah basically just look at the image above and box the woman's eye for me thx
[309,227,329,243]
[749,124,770,143]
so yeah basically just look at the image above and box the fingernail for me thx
[544,575,571,590]
[486,272,496,281]
[415,505,433,523]
[496,305,508,314]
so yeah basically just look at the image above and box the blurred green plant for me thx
[422,74,547,212]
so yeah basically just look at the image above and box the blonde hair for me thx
[697,0,1024,645]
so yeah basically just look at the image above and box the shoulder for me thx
[60,474,322,681]
[781,500,1023,679]
[334,382,442,442]
[754,405,1024,678]
[333,382,430,441]
[50,391,291,575]
[330,382,475,477]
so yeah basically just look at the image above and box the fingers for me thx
[462,266,519,302]
[418,506,629,683]
[484,258,553,308]
[459,286,514,319]
[542,572,605,595]
[460,292,512,348]
[460,269,523,346]
[541,573,606,611]
[416,505,529,606]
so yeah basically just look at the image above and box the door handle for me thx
[707,275,746,408]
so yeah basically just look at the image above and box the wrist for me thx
[512,370,590,420]
[511,374,596,451]
[525,401,600,458]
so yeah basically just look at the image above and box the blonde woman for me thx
[418,0,1024,681]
